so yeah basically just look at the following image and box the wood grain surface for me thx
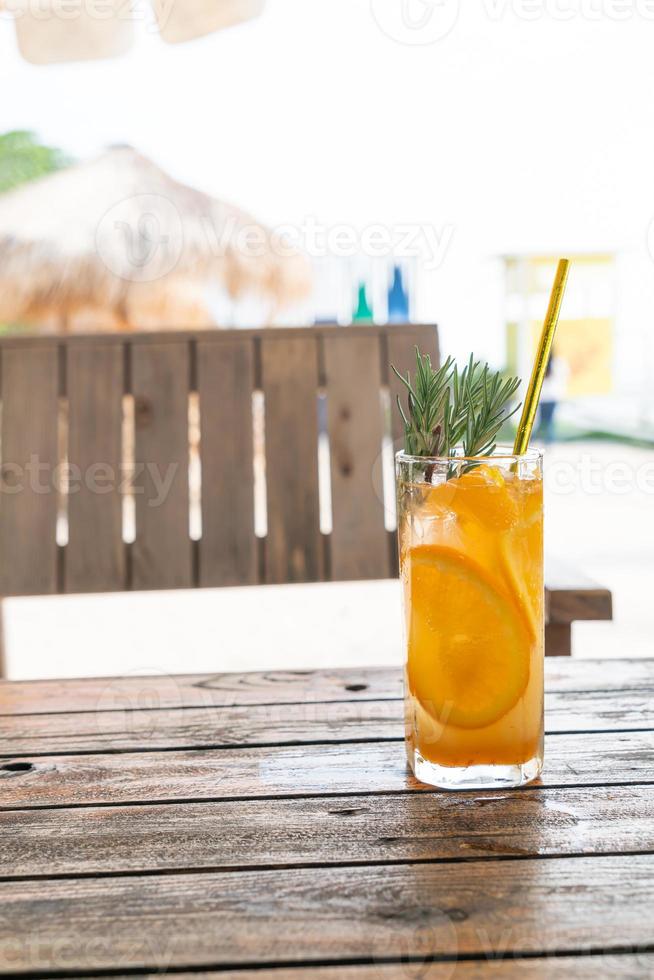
[131,340,193,590]
[2,658,649,716]
[2,784,652,880]
[0,856,652,973]
[197,338,257,587]
[107,961,654,980]
[66,341,125,593]
[1,731,653,810]
[0,659,651,978]
[0,345,59,597]
[324,334,389,580]
[0,687,652,756]
[261,335,322,584]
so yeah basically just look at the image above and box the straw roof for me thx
[0,146,310,330]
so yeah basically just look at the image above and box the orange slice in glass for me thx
[499,528,542,644]
[451,465,519,530]
[498,479,543,643]
[407,544,531,729]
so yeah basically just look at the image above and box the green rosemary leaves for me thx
[393,349,521,460]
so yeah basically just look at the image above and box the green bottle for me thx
[352,281,373,323]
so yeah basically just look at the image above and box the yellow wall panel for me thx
[530,317,613,396]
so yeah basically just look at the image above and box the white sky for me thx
[2,0,654,381]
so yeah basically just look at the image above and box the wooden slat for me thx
[103,961,654,980]
[546,556,613,623]
[0,324,440,350]
[0,667,398,716]
[546,623,572,657]
[0,345,59,596]
[198,339,257,587]
[66,342,125,592]
[131,342,192,589]
[324,334,389,580]
[261,336,322,583]
[3,784,652,879]
[1,688,652,756]
[0,855,652,972]
[1,659,651,716]
[0,698,404,755]
[387,325,440,447]
[1,731,652,810]
[544,656,652,692]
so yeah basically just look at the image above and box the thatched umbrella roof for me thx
[0,146,310,330]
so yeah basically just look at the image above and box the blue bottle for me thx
[387,264,410,323]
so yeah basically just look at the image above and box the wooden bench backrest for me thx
[0,324,439,597]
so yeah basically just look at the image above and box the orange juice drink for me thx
[397,449,544,789]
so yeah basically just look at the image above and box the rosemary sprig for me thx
[393,348,521,467]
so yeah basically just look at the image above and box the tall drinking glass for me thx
[397,449,544,790]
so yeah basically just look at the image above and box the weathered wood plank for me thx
[545,556,613,623]
[1,688,652,756]
[198,339,257,587]
[0,659,654,717]
[0,855,652,972]
[545,622,572,658]
[261,336,322,584]
[324,334,389,580]
[2,784,652,879]
[1,731,652,810]
[0,324,439,350]
[131,341,192,589]
[544,657,652,692]
[0,668,398,717]
[0,698,402,754]
[0,660,651,717]
[387,325,440,447]
[66,342,125,593]
[108,960,654,980]
[0,345,59,596]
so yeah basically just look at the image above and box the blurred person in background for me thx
[538,349,569,443]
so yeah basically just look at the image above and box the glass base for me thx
[409,749,542,790]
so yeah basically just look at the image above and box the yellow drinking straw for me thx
[513,258,571,455]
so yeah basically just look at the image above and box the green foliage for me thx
[0,131,69,194]
[393,348,521,460]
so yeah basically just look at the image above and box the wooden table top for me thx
[1,658,652,978]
